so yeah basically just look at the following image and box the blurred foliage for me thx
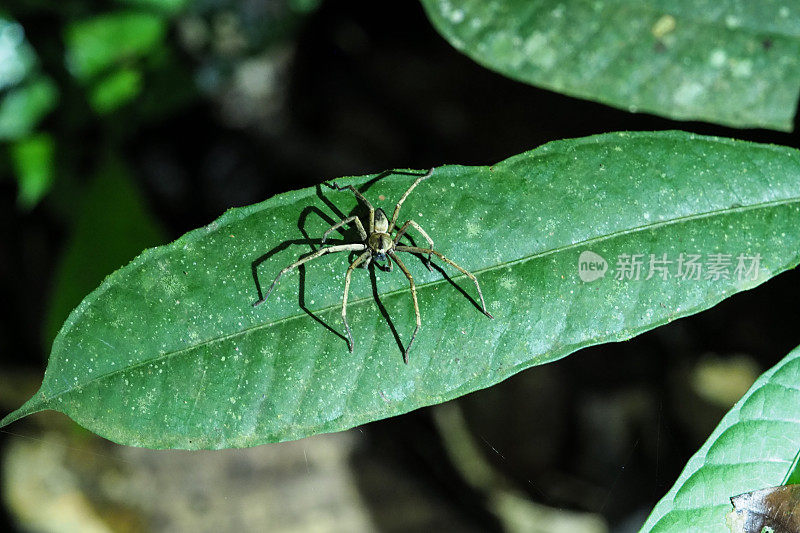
[64,11,167,81]
[1,0,320,206]
[10,133,54,208]
[88,67,143,114]
[43,158,166,344]
[0,0,320,356]
[118,0,192,14]
[0,16,58,143]
[0,77,57,141]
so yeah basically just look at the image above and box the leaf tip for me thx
[0,394,49,428]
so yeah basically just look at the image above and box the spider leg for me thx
[321,215,367,243]
[253,244,366,307]
[394,219,434,271]
[331,183,375,233]
[342,250,372,352]
[395,245,493,319]
[388,252,420,364]
[388,168,433,233]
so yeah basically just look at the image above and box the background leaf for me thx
[115,0,191,15]
[641,344,800,532]
[43,158,166,344]
[2,130,800,449]
[420,0,800,131]
[10,133,54,209]
[65,11,166,81]
[89,68,143,114]
[0,77,58,140]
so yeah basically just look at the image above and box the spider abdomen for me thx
[374,208,389,233]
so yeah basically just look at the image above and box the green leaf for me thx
[2,131,800,449]
[10,133,55,209]
[420,0,800,131]
[65,11,166,81]
[89,68,143,114]
[641,344,800,532]
[0,17,37,91]
[0,77,58,141]
[115,0,191,15]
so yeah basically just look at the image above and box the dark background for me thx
[1,1,799,531]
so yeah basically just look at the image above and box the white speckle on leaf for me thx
[673,81,705,105]
[465,220,480,237]
[725,15,741,28]
[709,49,726,67]
[731,59,753,78]
[523,32,557,69]
[500,277,517,290]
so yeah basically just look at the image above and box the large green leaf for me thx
[2,131,800,449]
[420,0,800,131]
[641,344,800,532]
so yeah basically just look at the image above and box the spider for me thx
[253,169,493,363]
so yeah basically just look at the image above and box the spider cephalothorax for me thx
[253,169,493,362]
[367,209,393,261]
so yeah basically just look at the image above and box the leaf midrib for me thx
[35,194,800,409]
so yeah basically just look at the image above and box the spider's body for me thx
[253,170,492,363]
[367,209,392,261]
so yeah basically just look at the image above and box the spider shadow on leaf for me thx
[401,250,487,315]
[251,193,351,343]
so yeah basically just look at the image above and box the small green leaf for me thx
[0,77,58,140]
[65,11,166,80]
[641,344,800,532]
[10,133,55,209]
[89,68,143,114]
[420,0,800,131]
[2,131,800,449]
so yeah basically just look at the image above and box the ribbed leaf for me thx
[2,131,800,449]
[420,0,800,130]
[642,344,800,532]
